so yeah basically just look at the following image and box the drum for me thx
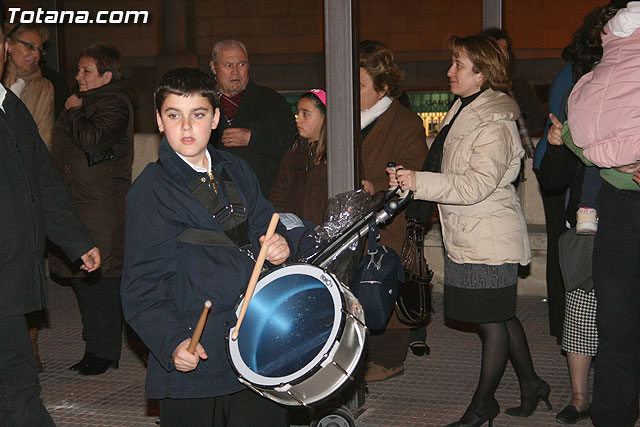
[227,263,366,406]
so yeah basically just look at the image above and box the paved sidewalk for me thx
[37,277,602,426]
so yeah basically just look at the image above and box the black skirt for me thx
[443,258,518,324]
[444,284,517,324]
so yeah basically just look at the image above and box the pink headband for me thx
[307,88,326,106]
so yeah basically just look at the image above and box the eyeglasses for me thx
[15,39,46,56]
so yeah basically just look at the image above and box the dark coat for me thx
[121,139,286,399]
[210,80,297,198]
[0,89,95,317]
[48,79,136,279]
[269,139,328,226]
[361,99,428,329]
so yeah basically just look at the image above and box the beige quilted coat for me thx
[414,89,531,266]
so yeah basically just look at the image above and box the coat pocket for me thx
[448,214,484,251]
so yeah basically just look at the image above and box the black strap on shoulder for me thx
[176,228,236,247]
[185,171,250,248]
[157,159,251,249]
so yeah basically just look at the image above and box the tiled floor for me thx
[37,277,600,426]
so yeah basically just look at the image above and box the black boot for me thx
[444,399,499,427]
[69,352,95,371]
[78,356,119,375]
[505,379,552,417]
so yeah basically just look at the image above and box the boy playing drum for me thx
[121,68,290,426]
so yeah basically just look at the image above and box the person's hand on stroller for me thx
[386,164,416,192]
[361,179,375,194]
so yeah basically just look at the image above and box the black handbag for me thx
[395,218,433,326]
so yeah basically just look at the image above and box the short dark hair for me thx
[482,28,512,55]
[154,67,219,112]
[79,43,123,80]
[359,40,388,55]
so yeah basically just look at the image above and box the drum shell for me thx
[227,264,366,406]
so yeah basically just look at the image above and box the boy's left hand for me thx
[172,338,208,372]
[260,233,289,266]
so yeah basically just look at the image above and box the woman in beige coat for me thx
[3,24,54,149]
[390,35,547,427]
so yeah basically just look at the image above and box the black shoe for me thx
[555,405,590,425]
[444,399,499,427]
[69,352,95,371]
[78,356,119,375]
[409,341,431,356]
[505,379,552,417]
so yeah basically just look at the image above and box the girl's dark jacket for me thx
[0,89,95,317]
[48,79,136,278]
[269,139,328,226]
[121,139,286,398]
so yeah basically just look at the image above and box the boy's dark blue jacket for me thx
[121,138,285,398]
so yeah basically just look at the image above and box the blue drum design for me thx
[237,272,335,377]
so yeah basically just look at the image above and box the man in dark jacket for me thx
[0,24,100,426]
[209,39,297,198]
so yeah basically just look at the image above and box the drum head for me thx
[229,264,343,386]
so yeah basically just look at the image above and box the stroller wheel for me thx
[310,405,355,427]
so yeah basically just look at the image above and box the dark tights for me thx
[470,317,540,411]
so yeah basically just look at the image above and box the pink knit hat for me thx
[307,88,326,106]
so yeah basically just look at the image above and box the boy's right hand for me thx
[172,338,208,372]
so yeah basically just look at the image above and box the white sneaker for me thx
[576,207,598,235]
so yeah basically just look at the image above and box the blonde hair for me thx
[6,23,49,44]
[358,47,404,98]
[445,34,511,92]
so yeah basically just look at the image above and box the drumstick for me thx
[231,213,280,341]
[187,300,212,354]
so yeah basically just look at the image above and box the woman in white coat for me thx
[388,34,548,427]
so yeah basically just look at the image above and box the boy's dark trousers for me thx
[159,388,289,426]
[0,315,56,426]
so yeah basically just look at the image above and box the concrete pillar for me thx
[155,0,198,81]
[324,0,360,197]
[483,0,502,29]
